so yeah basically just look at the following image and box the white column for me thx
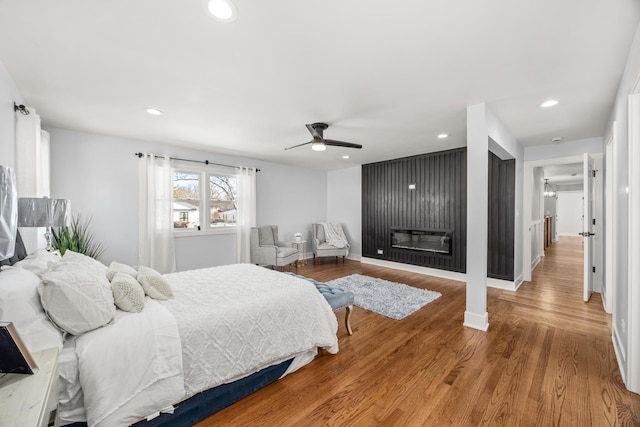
[464,103,489,331]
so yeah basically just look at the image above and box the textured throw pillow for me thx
[137,266,173,300]
[39,270,116,335]
[106,261,138,281]
[110,272,145,313]
[61,250,108,277]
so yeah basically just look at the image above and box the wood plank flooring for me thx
[196,237,640,426]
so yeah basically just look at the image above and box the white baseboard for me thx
[486,273,525,292]
[531,255,541,271]
[463,311,489,331]
[613,324,627,384]
[360,257,466,283]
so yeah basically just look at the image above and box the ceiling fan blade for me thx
[305,124,323,140]
[284,140,314,150]
[324,139,363,149]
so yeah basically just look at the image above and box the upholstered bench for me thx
[286,273,354,335]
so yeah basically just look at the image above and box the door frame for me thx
[604,122,617,314]
[523,155,589,281]
[626,90,640,392]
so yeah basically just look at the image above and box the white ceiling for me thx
[1,0,639,170]
[542,162,584,187]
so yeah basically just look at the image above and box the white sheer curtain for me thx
[138,154,176,273]
[15,107,50,252]
[236,167,256,263]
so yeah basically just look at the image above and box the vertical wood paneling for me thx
[487,151,515,280]
[361,148,467,273]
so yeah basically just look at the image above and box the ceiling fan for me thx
[284,122,363,151]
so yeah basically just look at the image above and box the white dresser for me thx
[0,347,59,427]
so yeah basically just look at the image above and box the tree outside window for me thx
[172,169,238,231]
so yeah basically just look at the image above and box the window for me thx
[172,167,237,233]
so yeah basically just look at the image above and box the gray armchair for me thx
[312,223,349,264]
[250,225,299,271]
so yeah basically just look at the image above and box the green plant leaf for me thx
[51,214,105,260]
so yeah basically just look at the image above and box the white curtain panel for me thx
[236,167,257,263]
[15,107,49,197]
[138,154,176,273]
[15,107,50,252]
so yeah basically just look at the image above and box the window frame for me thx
[171,161,238,237]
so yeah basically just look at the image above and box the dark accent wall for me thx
[362,148,467,273]
[487,151,515,281]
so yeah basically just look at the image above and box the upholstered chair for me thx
[312,223,349,264]
[250,225,299,271]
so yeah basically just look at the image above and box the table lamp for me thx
[17,197,70,252]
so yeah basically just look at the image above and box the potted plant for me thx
[51,214,105,259]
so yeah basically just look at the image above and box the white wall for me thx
[48,127,328,271]
[0,61,22,169]
[556,191,583,236]
[327,166,361,258]
[604,21,640,372]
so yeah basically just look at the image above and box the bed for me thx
[0,242,339,427]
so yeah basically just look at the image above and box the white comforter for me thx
[73,263,338,426]
[161,263,339,397]
[75,298,184,427]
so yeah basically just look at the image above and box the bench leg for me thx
[345,305,353,335]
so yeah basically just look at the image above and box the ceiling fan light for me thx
[311,141,326,151]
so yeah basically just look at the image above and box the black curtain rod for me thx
[134,152,260,172]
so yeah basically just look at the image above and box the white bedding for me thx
[62,263,338,426]
[75,298,184,427]
[161,263,339,397]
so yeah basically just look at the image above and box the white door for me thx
[583,153,595,302]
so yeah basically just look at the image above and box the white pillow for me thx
[111,273,145,313]
[0,268,63,353]
[61,250,108,277]
[39,270,116,335]
[137,266,173,300]
[106,261,138,281]
[10,249,61,278]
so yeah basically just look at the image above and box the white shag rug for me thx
[327,274,441,320]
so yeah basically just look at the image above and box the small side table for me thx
[291,240,307,266]
[0,347,60,427]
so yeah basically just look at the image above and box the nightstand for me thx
[291,240,307,266]
[0,347,60,427]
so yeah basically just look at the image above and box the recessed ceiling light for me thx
[207,0,237,22]
[437,133,449,139]
[551,136,563,143]
[540,99,559,108]
[146,108,163,116]
[342,155,350,159]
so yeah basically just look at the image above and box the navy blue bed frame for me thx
[66,358,293,427]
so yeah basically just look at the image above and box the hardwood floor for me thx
[196,237,640,426]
